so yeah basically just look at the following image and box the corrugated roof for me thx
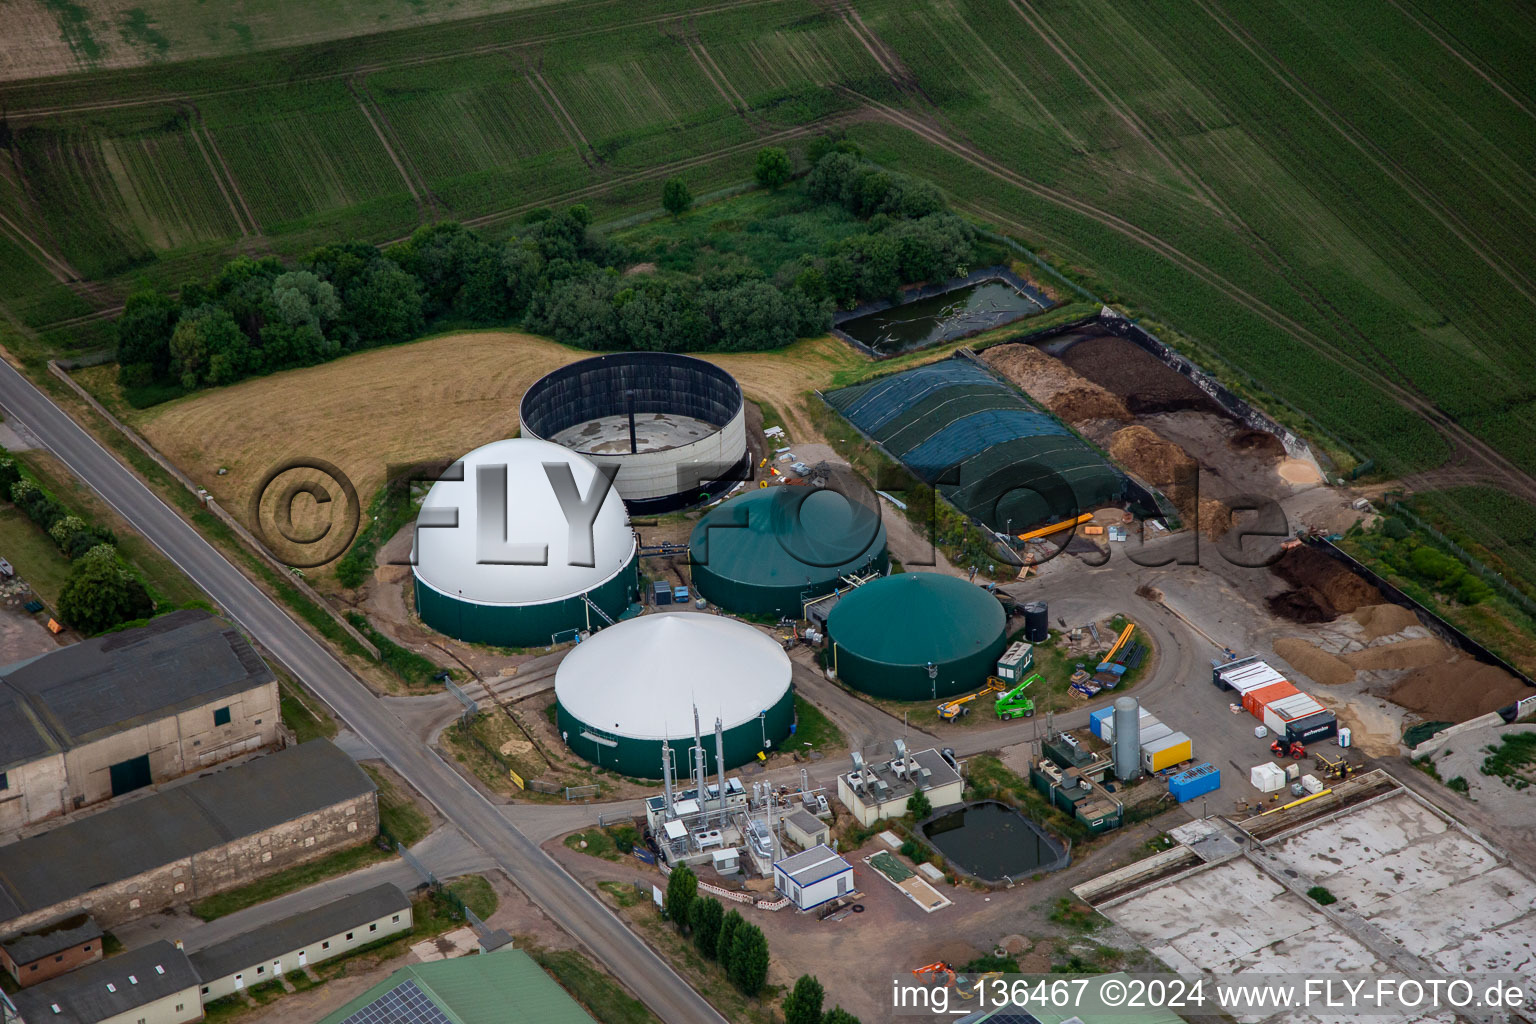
[775,844,851,886]
[317,949,597,1024]
[0,913,101,965]
[12,940,198,1024]
[0,741,373,925]
[189,884,410,982]
[0,609,274,771]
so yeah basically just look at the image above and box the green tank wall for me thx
[414,551,639,648]
[830,635,1004,701]
[556,686,796,778]
[690,550,889,619]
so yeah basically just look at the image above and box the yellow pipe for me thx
[1015,513,1093,542]
[1259,788,1333,816]
[1104,623,1134,662]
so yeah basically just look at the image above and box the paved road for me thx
[0,360,727,1024]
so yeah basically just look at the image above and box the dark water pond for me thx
[922,800,1068,881]
[838,279,1050,356]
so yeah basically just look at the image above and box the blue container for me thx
[673,585,690,602]
[1169,763,1220,803]
[1096,662,1127,676]
[1089,706,1113,740]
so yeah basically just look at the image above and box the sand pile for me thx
[1197,498,1232,540]
[1343,636,1447,671]
[1059,336,1223,415]
[981,344,1132,423]
[1351,603,1420,640]
[1229,428,1285,458]
[1269,545,1382,618]
[1273,637,1355,685]
[1388,656,1535,721]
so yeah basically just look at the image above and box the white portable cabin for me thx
[773,844,854,911]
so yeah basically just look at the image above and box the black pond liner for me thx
[920,800,1069,886]
[832,266,1054,358]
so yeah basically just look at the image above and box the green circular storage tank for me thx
[689,487,888,619]
[827,572,1007,700]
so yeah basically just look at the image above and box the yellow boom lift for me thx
[936,677,1008,720]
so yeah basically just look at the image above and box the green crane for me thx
[995,674,1038,719]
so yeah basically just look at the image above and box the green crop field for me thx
[0,0,1534,540]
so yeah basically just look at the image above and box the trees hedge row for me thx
[0,454,154,634]
[663,866,769,997]
[115,145,983,401]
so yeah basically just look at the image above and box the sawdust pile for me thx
[1388,656,1534,721]
[1342,636,1447,671]
[1273,637,1355,685]
[981,344,1132,423]
[1351,603,1420,640]
[1108,426,1229,538]
[1059,335,1223,415]
[1267,545,1383,622]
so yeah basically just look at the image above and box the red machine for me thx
[1270,738,1306,760]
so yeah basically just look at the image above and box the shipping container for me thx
[1089,706,1113,740]
[1139,722,1173,747]
[1141,732,1192,773]
[1098,706,1153,743]
[1169,763,1220,803]
[1249,762,1286,793]
[1242,681,1298,718]
[1213,657,1286,692]
[1268,692,1325,721]
[1286,710,1338,744]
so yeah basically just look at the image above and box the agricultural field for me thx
[0,0,1532,545]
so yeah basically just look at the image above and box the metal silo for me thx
[1112,697,1141,781]
[1023,601,1049,643]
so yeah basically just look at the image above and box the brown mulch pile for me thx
[1268,589,1335,623]
[1387,656,1534,721]
[1269,545,1382,618]
[981,344,1132,423]
[1342,636,1448,671]
[1059,336,1223,415]
[1273,637,1355,685]
[1229,428,1285,458]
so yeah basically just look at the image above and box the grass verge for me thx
[189,841,392,921]
[362,765,431,847]
[531,948,663,1024]
[791,694,845,753]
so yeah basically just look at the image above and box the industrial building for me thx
[0,740,376,935]
[836,744,964,827]
[825,573,1006,700]
[774,844,855,911]
[411,438,640,647]
[520,352,749,513]
[1213,656,1337,743]
[0,609,279,835]
[0,914,102,988]
[1031,730,1125,834]
[688,487,888,618]
[318,948,597,1024]
[190,884,412,1001]
[554,613,794,777]
[9,940,201,1024]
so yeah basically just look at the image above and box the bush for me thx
[0,457,21,495]
[726,922,769,995]
[753,147,792,190]
[10,479,63,531]
[1307,886,1337,906]
[664,863,697,927]
[783,975,825,1024]
[662,177,693,216]
[58,545,155,635]
[690,897,723,960]
[715,909,744,963]
[906,790,932,819]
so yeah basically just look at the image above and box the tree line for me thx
[0,451,156,634]
[114,145,979,402]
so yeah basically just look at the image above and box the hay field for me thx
[130,330,865,527]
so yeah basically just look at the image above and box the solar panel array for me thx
[336,979,452,1024]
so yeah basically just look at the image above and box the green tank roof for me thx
[689,487,887,618]
[827,572,1007,700]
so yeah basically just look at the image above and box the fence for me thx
[1385,500,1536,622]
[565,784,600,801]
[1302,536,1534,689]
[46,360,381,660]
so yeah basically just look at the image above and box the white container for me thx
[1338,727,1352,748]
[1249,762,1285,793]
[1301,774,1324,794]
[1285,763,1302,780]
[1254,725,1268,738]
[1139,722,1173,747]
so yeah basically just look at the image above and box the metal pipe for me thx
[715,718,727,827]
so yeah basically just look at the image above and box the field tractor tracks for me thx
[1386,0,1536,126]
[670,18,755,126]
[347,76,440,218]
[185,104,260,239]
[519,56,601,168]
[1194,0,1536,309]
